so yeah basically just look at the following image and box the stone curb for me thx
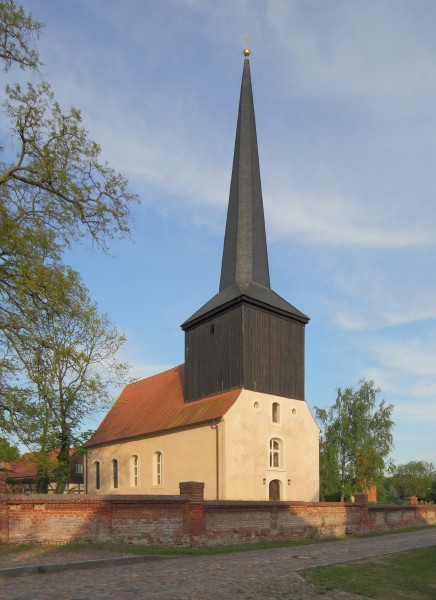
[0,554,176,578]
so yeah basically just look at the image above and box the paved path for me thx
[0,528,435,599]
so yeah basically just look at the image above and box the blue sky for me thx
[5,0,436,466]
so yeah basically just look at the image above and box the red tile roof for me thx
[5,457,41,479]
[3,450,75,480]
[86,365,242,447]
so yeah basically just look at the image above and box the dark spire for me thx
[182,56,308,330]
[219,57,270,291]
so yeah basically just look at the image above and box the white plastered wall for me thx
[86,425,217,498]
[222,390,320,501]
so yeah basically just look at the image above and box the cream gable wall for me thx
[221,390,320,501]
[86,390,319,501]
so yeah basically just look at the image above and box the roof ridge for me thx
[126,364,183,386]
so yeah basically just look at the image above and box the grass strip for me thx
[301,545,436,599]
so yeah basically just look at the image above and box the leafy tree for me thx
[389,461,436,501]
[1,81,136,347]
[429,480,436,503]
[3,271,129,492]
[316,380,394,502]
[0,435,19,461]
[0,0,42,72]
[0,1,136,488]
[1,1,136,347]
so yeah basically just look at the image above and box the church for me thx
[85,49,320,502]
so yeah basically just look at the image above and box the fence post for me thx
[355,493,369,533]
[179,481,205,540]
[0,467,8,543]
[0,467,6,494]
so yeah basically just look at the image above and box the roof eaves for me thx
[85,417,224,449]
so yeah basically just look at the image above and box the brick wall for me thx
[0,494,190,546]
[1,482,435,547]
[203,500,364,545]
[368,503,436,532]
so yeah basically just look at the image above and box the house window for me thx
[95,462,101,490]
[112,459,119,489]
[269,438,282,468]
[75,463,84,474]
[272,402,280,423]
[131,455,139,487]
[153,451,162,486]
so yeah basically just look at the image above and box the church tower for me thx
[182,51,309,403]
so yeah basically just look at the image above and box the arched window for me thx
[272,402,280,423]
[95,461,100,490]
[131,455,139,488]
[153,451,162,486]
[112,459,119,489]
[269,438,282,468]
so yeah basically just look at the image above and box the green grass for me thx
[42,537,339,556]
[0,537,333,557]
[302,545,436,599]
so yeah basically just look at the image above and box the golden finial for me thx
[243,35,251,57]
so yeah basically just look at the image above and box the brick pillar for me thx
[0,465,8,543]
[0,468,6,494]
[406,496,418,505]
[355,493,369,533]
[0,498,8,543]
[179,481,205,538]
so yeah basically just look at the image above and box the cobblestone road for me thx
[0,528,435,599]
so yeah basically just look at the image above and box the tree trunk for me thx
[36,464,50,493]
[55,432,70,494]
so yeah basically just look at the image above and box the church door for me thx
[269,479,281,501]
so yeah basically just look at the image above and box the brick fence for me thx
[368,503,436,531]
[0,481,435,547]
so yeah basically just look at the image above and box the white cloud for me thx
[351,338,436,429]
[395,401,436,423]
[266,1,436,109]
[333,311,371,333]
[368,338,436,380]
[266,184,436,250]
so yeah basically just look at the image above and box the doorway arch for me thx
[269,479,281,501]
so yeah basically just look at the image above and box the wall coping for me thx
[1,494,187,505]
[368,504,431,512]
[205,500,359,508]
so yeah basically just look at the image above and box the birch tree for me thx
[316,380,394,501]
